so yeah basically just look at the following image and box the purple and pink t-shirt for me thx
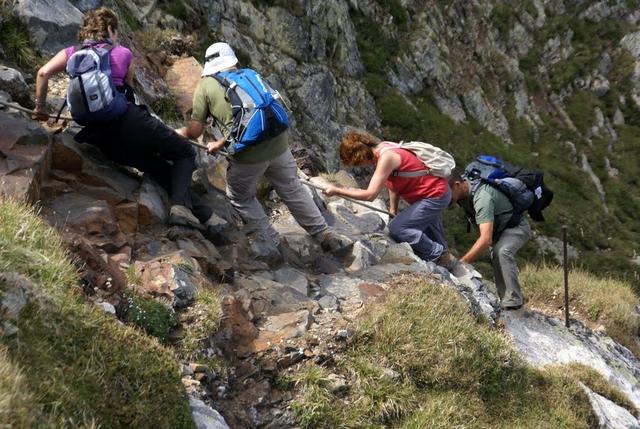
[64,44,133,87]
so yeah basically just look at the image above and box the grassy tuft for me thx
[178,287,222,367]
[0,198,195,428]
[292,274,599,428]
[0,2,40,68]
[521,264,640,356]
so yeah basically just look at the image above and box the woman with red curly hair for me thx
[323,130,455,268]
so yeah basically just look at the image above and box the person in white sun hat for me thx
[177,42,354,258]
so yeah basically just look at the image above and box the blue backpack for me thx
[464,155,554,230]
[212,68,289,154]
[65,41,128,125]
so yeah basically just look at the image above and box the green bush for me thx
[123,293,177,343]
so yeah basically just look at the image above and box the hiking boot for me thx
[435,250,459,271]
[315,229,354,257]
[169,205,204,230]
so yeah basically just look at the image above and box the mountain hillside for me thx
[1,0,640,428]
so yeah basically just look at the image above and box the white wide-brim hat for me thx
[202,42,239,76]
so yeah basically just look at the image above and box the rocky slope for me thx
[1,0,640,428]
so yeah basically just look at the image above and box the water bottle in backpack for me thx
[66,42,128,125]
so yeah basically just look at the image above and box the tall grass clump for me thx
[521,264,640,357]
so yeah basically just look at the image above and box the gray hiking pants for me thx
[491,220,532,307]
[226,148,328,244]
[388,189,451,262]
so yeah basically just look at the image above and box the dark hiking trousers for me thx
[76,104,212,222]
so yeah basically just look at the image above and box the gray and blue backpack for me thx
[212,68,289,154]
[65,42,127,125]
[464,155,554,230]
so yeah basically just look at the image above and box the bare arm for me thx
[176,120,205,140]
[388,189,399,217]
[323,151,401,202]
[176,121,226,154]
[460,222,493,263]
[34,49,67,119]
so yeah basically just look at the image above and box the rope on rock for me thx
[0,100,73,121]
[300,179,392,216]
[0,100,390,217]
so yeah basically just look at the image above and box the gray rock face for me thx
[273,267,309,296]
[0,66,30,107]
[501,310,640,412]
[69,0,102,12]
[621,32,640,59]
[463,88,512,142]
[138,177,169,226]
[14,0,84,55]
[583,386,640,429]
[189,397,231,429]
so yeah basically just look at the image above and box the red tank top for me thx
[378,142,449,204]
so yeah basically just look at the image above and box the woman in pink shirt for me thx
[323,130,454,268]
[32,7,215,232]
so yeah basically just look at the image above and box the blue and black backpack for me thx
[212,68,289,154]
[464,155,554,231]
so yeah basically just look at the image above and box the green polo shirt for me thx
[472,183,514,233]
[190,76,288,164]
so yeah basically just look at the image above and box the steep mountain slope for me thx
[1,1,640,428]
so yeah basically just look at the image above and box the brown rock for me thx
[114,201,138,234]
[358,282,386,300]
[215,295,259,357]
[165,57,203,117]
[0,112,51,202]
[67,235,127,296]
[48,193,118,235]
[251,310,313,353]
[51,133,138,202]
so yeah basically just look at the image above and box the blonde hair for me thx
[78,7,119,42]
[339,130,380,166]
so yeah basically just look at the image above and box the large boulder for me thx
[165,57,203,118]
[0,112,51,201]
[13,0,84,55]
[0,66,31,107]
[51,133,139,204]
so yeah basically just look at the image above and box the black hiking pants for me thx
[76,104,212,222]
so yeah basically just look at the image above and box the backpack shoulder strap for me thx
[380,143,431,178]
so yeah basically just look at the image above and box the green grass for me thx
[292,275,602,428]
[0,2,40,69]
[521,264,640,357]
[178,287,222,368]
[0,198,195,428]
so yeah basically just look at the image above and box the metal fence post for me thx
[562,226,570,328]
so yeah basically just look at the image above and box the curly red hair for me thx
[339,130,380,166]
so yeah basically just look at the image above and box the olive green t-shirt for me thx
[472,183,514,233]
[190,76,288,164]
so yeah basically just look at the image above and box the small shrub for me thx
[123,293,177,343]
